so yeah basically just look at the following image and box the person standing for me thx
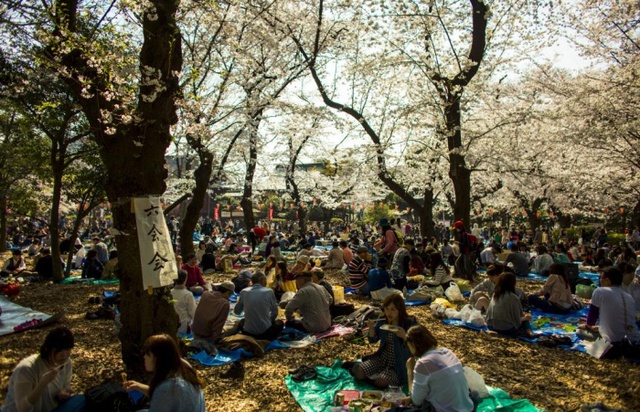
[452,221,474,281]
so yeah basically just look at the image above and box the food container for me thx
[334,285,345,303]
[360,390,383,402]
[335,390,360,405]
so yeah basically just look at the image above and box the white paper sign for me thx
[134,197,177,290]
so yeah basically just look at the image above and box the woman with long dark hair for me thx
[424,252,454,290]
[125,334,205,411]
[345,294,417,388]
[528,263,573,313]
[486,273,535,337]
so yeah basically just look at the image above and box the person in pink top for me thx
[378,218,399,260]
[181,253,208,294]
[340,240,354,264]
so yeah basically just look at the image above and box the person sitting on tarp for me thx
[485,272,535,338]
[34,248,64,281]
[234,271,283,341]
[2,327,86,412]
[368,257,397,302]
[199,246,216,274]
[346,294,416,389]
[182,253,208,295]
[578,266,640,359]
[470,264,503,312]
[311,267,334,305]
[528,263,574,314]
[619,262,640,316]
[81,250,103,279]
[348,246,373,296]
[402,324,474,412]
[1,250,36,278]
[531,245,554,276]
[284,272,332,333]
[423,253,455,291]
[504,243,530,276]
[190,281,235,355]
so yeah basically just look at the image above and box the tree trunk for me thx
[445,98,471,225]
[179,143,214,257]
[50,165,64,281]
[417,189,435,238]
[0,194,6,252]
[50,0,182,373]
[241,116,260,232]
[64,215,84,278]
[632,200,640,230]
[297,206,307,234]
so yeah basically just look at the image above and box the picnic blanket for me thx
[59,276,119,285]
[188,324,355,367]
[285,359,541,412]
[345,287,468,306]
[0,295,59,336]
[443,307,590,353]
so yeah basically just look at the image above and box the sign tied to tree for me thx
[134,197,177,290]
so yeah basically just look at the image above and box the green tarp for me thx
[59,277,119,285]
[285,360,543,412]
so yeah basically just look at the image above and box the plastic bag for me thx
[576,284,596,299]
[433,297,454,309]
[464,366,489,399]
[445,282,464,302]
[444,308,461,319]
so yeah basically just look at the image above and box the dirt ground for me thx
[1,268,640,412]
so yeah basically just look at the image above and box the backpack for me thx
[85,381,136,412]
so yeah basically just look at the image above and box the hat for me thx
[453,220,465,229]
[379,218,389,226]
[357,246,369,254]
[377,257,388,267]
[297,255,310,265]
[218,281,236,293]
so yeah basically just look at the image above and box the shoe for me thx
[220,361,245,380]
[291,365,317,382]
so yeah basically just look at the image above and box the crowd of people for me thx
[2,214,640,412]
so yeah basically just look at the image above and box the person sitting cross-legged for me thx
[284,272,333,334]
[81,250,103,279]
[485,272,535,338]
[190,281,235,355]
[528,263,574,314]
[578,266,640,359]
[346,294,417,389]
[234,271,284,341]
[181,253,209,295]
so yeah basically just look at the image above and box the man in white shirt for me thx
[171,270,196,334]
[579,266,640,359]
[479,247,497,266]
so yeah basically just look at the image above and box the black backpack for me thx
[85,381,136,412]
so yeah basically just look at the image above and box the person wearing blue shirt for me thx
[368,257,398,302]
[234,271,283,340]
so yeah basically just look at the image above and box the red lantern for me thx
[535,211,540,218]
[290,203,294,210]
[226,205,231,211]
[549,210,554,217]
[619,207,624,214]
[605,207,610,214]
[269,208,274,220]
[489,209,493,215]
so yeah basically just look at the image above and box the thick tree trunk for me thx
[50,0,182,373]
[297,206,307,234]
[417,189,435,238]
[445,98,471,225]
[179,145,214,257]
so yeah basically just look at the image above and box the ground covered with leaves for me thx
[2,269,640,411]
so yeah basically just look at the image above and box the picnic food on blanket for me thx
[361,390,383,401]
[379,324,399,332]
